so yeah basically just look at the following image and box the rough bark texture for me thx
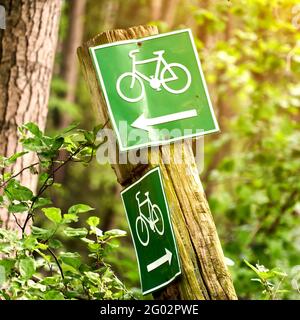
[0,0,62,229]
[78,25,237,300]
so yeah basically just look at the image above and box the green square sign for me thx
[90,29,219,151]
[121,167,181,295]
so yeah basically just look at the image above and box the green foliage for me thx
[244,260,288,299]
[0,123,137,300]
[48,77,81,123]
[198,0,300,299]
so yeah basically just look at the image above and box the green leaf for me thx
[64,227,88,238]
[87,216,100,227]
[244,260,278,281]
[41,276,59,286]
[52,137,64,151]
[84,131,94,144]
[0,291,11,300]
[31,226,53,240]
[42,207,62,223]
[84,271,100,285]
[272,269,288,277]
[23,122,43,137]
[4,180,33,201]
[44,290,65,300]
[88,242,101,252]
[244,260,261,275]
[62,213,78,223]
[8,203,28,213]
[19,257,35,280]
[276,290,289,293]
[23,236,38,250]
[105,229,127,237]
[3,172,11,180]
[81,237,95,244]
[5,152,28,165]
[39,173,49,184]
[48,239,63,249]
[0,241,13,254]
[36,243,48,250]
[0,259,15,275]
[60,252,81,269]
[21,137,44,152]
[32,197,52,209]
[93,124,104,136]
[27,280,46,292]
[68,204,94,215]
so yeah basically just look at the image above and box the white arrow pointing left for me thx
[131,109,197,132]
[146,248,172,272]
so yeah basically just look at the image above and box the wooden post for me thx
[78,25,237,300]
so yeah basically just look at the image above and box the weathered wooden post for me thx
[78,25,237,300]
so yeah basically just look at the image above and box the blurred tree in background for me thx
[46,0,300,299]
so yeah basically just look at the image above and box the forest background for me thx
[1,0,300,300]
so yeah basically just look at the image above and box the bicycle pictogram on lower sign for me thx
[135,191,164,246]
[116,49,191,103]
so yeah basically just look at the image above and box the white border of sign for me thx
[90,28,219,152]
[120,166,181,295]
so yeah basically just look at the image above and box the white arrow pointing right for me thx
[146,248,173,272]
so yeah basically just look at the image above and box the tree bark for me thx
[0,0,62,230]
[162,0,179,28]
[101,0,119,32]
[61,0,86,106]
[150,0,163,20]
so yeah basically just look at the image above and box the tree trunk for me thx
[150,0,163,20]
[61,0,86,109]
[101,0,119,32]
[0,0,62,230]
[162,0,179,28]
[53,0,86,185]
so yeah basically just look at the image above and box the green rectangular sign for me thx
[121,167,181,295]
[90,29,219,151]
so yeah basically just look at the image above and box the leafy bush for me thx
[0,123,136,300]
[196,0,300,299]
[244,260,288,299]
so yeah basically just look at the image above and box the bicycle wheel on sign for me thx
[160,63,191,94]
[152,204,164,236]
[135,216,149,246]
[116,72,145,103]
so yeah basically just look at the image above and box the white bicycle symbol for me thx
[116,49,191,103]
[135,191,164,246]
